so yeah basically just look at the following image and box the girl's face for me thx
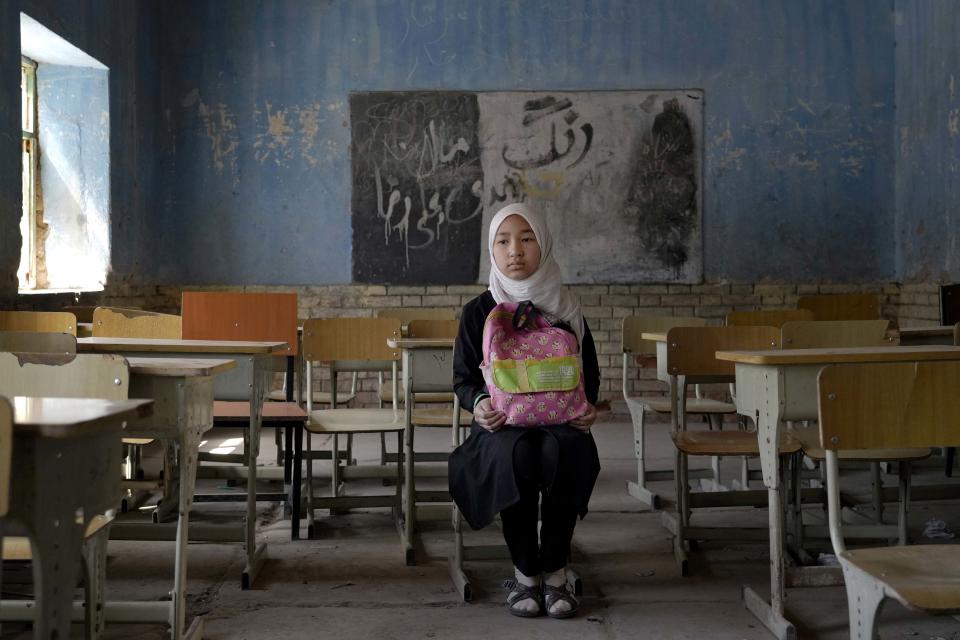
[493,214,541,280]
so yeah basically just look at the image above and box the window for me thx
[18,57,38,289]
[19,12,110,293]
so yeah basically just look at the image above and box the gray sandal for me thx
[543,582,578,619]
[503,578,543,618]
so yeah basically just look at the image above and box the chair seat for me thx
[268,389,356,405]
[841,545,960,613]
[626,395,735,415]
[308,408,404,434]
[793,428,931,462]
[214,400,308,424]
[123,437,154,445]
[671,430,802,456]
[412,407,473,427]
[379,387,455,404]
[2,514,113,561]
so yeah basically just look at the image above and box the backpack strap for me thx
[512,300,538,330]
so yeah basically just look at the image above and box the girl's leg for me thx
[539,432,580,617]
[500,431,543,614]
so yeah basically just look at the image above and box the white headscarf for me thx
[487,203,585,344]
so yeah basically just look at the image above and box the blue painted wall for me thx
[0,1,900,291]
[157,0,896,285]
[894,1,960,282]
[0,0,160,298]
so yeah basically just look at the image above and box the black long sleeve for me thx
[453,291,600,410]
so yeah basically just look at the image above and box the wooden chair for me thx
[91,307,184,496]
[299,318,413,559]
[726,308,814,328]
[797,293,880,321]
[780,319,895,349]
[662,326,803,575]
[377,307,456,326]
[376,308,457,403]
[0,352,130,639]
[0,310,77,335]
[92,306,182,339]
[781,319,928,545]
[0,330,76,354]
[621,315,737,509]
[181,291,300,504]
[818,360,960,639]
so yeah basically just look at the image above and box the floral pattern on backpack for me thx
[480,300,588,426]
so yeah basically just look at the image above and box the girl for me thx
[449,202,601,619]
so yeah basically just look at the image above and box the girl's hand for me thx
[474,397,507,432]
[570,403,597,432]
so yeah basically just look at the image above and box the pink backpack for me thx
[481,301,589,426]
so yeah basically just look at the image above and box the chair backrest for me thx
[407,319,459,339]
[0,311,77,336]
[726,309,814,328]
[622,315,706,356]
[797,293,880,321]
[93,306,182,339]
[0,396,11,517]
[376,308,456,323]
[302,318,402,364]
[181,291,298,356]
[0,352,129,400]
[781,319,893,349]
[665,326,780,377]
[819,360,960,451]
[0,331,76,354]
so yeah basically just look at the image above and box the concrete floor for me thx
[3,412,960,639]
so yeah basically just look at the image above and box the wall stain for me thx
[297,103,323,166]
[181,88,239,180]
[254,102,294,166]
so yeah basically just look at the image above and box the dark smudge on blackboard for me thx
[623,98,697,274]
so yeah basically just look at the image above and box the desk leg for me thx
[242,358,271,589]
[402,405,416,565]
[742,367,796,640]
[171,379,209,639]
[291,424,303,540]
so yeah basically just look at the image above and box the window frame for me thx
[19,56,38,290]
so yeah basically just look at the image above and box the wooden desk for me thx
[2,396,151,640]
[715,345,960,639]
[0,359,234,640]
[77,337,286,589]
[898,325,954,346]
[386,337,455,562]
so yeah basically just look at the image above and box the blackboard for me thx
[350,90,703,284]
[351,92,484,284]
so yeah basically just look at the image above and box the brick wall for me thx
[70,281,941,409]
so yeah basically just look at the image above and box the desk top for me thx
[640,332,668,343]
[898,326,953,338]
[387,338,455,349]
[126,357,237,377]
[78,337,287,354]
[12,396,153,438]
[716,345,960,365]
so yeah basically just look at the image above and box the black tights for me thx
[499,429,579,578]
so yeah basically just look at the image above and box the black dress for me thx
[448,291,601,530]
